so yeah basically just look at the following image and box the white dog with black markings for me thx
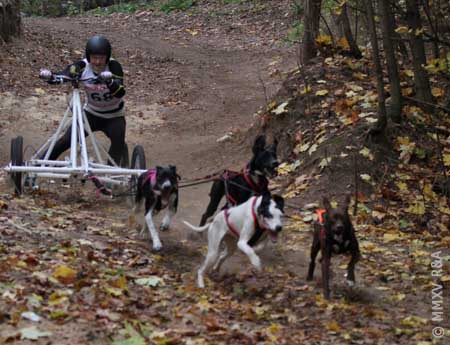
[183,192,284,288]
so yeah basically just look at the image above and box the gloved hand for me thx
[69,65,80,78]
[99,71,113,83]
[39,69,52,80]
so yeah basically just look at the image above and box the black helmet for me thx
[85,35,112,62]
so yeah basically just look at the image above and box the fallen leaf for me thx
[52,265,77,284]
[20,326,52,340]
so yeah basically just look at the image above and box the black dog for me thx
[132,165,179,251]
[199,135,279,226]
[306,195,360,299]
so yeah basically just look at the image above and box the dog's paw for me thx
[152,242,162,251]
[160,223,170,231]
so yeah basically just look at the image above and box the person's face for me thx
[90,54,107,72]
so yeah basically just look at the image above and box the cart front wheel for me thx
[10,136,24,196]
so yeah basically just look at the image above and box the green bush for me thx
[160,0,195,13]
[287,21,303,43]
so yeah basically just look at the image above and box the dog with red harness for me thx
[132,165,179,251]
[199,134,279,226]
[184,191,284,288]
[307,195,360,299]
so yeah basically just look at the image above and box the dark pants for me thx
[47,111,126,165]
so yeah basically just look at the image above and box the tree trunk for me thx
[379,0,402,123]
[340,3,362,59]
[301,0,322,65]
[0,0,21,42]
[364,0,387,135]
[405,0,433,109]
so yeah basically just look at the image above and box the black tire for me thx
[119,143,129,168]
[130,145,146,197]
[131,145,146,170]
[10,136,23,196]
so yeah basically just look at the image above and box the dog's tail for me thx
[182,220,210,232]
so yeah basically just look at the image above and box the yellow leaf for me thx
[400,315,428,328]
[52,265,77,284]
[401,87,414,96]
[443,153,450,167]
[337,37,350,50]
[353,72,367,80]
[359,147,374,160]
[404,69,414,77]
[406,201,425,215]
[432,87,444,98]
[395,26,410,34]
[396,181,408,192]
[315,89,329,96]
[185,28,199,36]
[391,293,406,302]
[383,233,402,242]
[300,85,312,94]
[104,286,123,297]
[110,275,127,290]
[316,34,332,46]
[326,320,341,332]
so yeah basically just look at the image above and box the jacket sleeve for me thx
[48,60,86,84]
[107,60,126,98]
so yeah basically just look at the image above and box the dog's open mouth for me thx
[269,231,278,243]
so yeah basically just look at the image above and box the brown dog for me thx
[306,195,360,299]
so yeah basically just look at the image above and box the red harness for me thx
[222,167,268,206]
[224,196,260,238]
[316,209,327,241]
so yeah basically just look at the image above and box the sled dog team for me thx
[132,135,360,299]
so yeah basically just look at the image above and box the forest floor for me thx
[0,1,449,344]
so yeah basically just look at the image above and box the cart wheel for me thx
[10,136,24,196]
[119,143,129,168]
[131,145,146,170]
[130,145,146,199]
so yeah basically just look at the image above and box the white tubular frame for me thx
[4,79,146,187]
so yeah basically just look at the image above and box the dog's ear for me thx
[169,165,177,175]
[342,194,351,211]
[253,135,266,154]
[272,194,284,213]
[258,192,271,215]
[322,196,332,212]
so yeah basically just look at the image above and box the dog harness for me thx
[221,168,269,206]
[242,166,268,195]
[224,196,264,246]
[316,209,327,241]
[316,208,351,253]
[142,168,157,187]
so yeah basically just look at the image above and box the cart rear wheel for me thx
[130,145,146,200]
[10,136,23,196]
